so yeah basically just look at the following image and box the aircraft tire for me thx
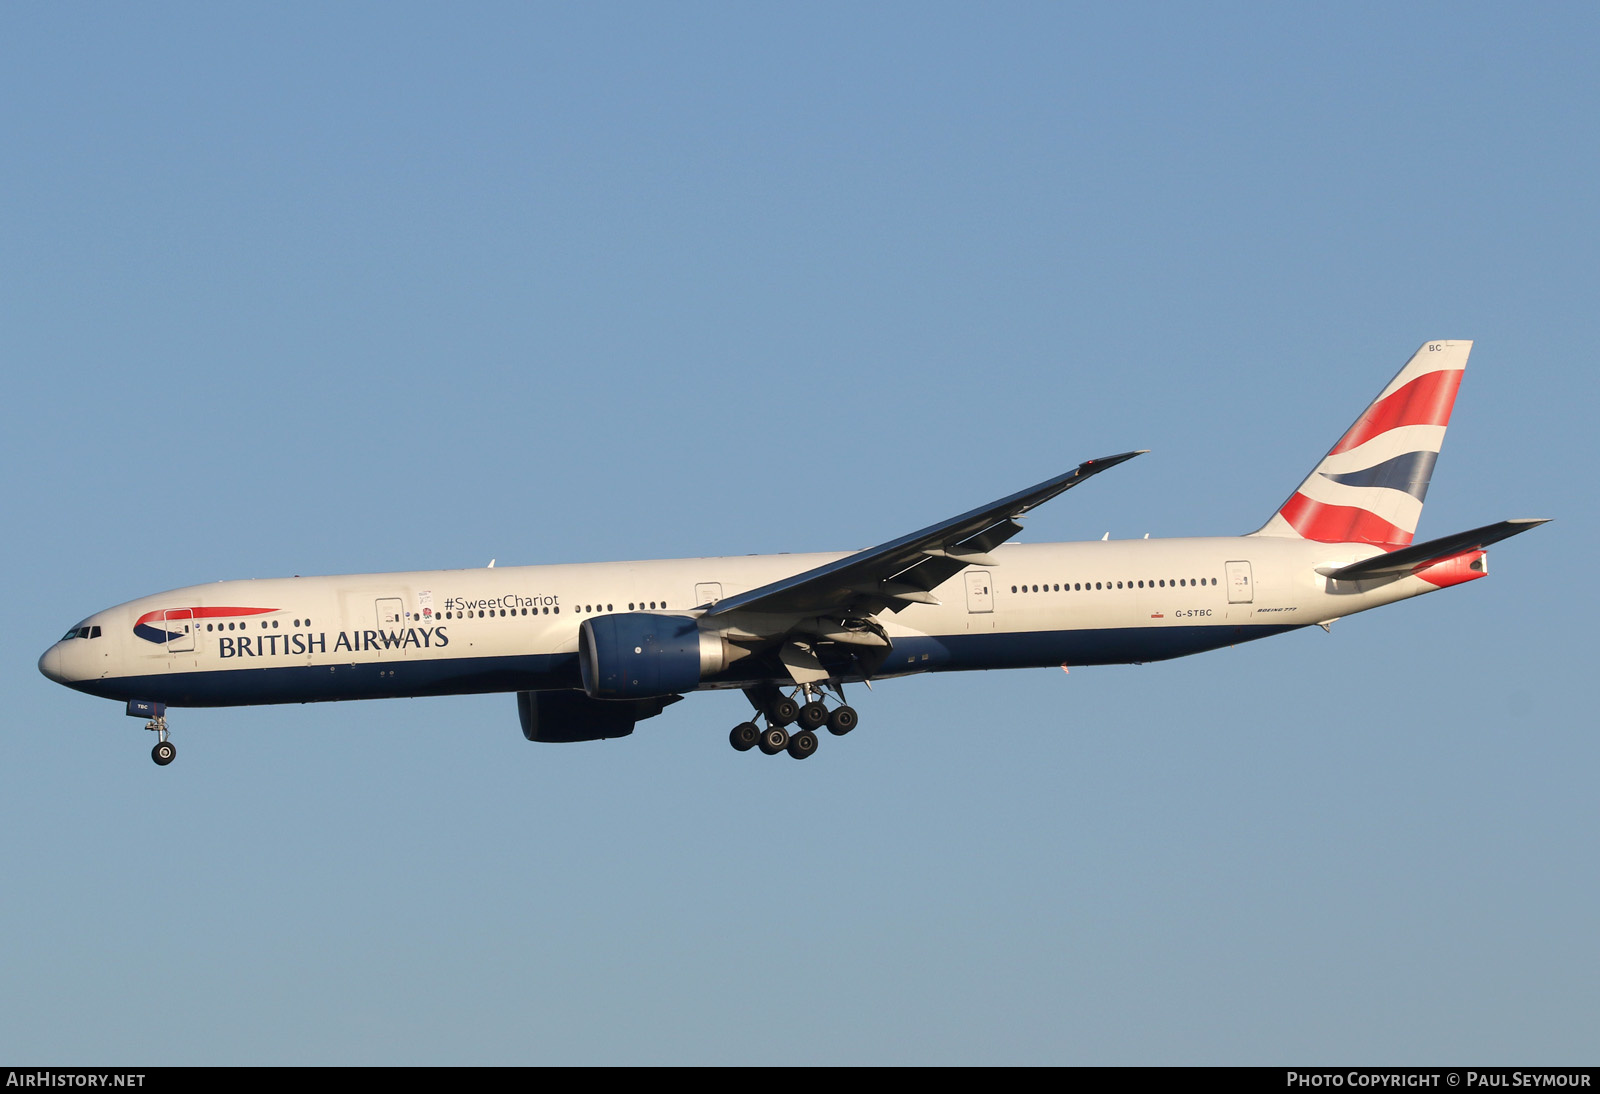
[152,741,177,766]
[797,701,828,731]
[730,722,760,752]
[827,706,858,736]
[758,727,789,755]
[768,697,799,728]
[787,730,818,760]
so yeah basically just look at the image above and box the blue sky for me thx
[3,3,1594,1064]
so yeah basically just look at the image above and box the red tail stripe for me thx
[1329,368,1463,455]
[1278,492,1413,547]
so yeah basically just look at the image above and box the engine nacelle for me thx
[579,613,726,700]
[517,690,681,743]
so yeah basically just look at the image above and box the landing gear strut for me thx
[146,713,176,766]
[730,683,861,760]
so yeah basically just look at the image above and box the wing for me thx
[704,451,1146,620]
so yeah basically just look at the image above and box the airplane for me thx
[39,339,1547,766]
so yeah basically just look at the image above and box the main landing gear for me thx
[146,712,176,766]
[730,684,859,761]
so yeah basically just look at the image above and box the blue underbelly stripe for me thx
[70,623,1303,707]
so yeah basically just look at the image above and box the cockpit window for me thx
[61,625,100,641]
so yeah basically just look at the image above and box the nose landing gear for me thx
[146,714,176,766]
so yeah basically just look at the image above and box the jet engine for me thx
[578,613,727,700]
[517,689,681,742]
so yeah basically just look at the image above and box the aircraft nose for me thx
[39,644,66,684]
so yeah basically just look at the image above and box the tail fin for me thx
[1252,339,1471,547]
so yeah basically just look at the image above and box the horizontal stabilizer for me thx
[1323,518,1550,582]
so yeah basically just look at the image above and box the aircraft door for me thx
[1225,561,1254,604]
[164,608,195,652]
[694,583,723,607]
[375,598,407,660]
[964,571,994,613]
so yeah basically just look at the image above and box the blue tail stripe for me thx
[1319,450,1438,501]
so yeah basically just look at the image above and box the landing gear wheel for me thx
[787,730,819,760]
[730,722,760,752]
[827,705,859,736]
[797,701,829,732]
[767,697,799,727]
[151,741,177,766]
[758,726,790,755]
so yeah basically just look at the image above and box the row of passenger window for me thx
[1012,577,1219,593]
[441,600,669,620]
[199,601,675,630]
[207,619,303,631]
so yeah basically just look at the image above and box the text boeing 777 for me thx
[40,340,1546,766]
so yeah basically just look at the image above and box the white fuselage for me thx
[40,534,1453,709]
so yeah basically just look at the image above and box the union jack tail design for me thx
[1252,340,1471,547]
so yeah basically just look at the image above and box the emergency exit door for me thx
[1225,561,1254,604]
[965,571,994,613]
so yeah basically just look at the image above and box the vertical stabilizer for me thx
[1252,340,1471,547]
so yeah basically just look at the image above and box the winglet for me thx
[1082,450,1147,469]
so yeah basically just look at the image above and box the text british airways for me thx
[216,627,450,658]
